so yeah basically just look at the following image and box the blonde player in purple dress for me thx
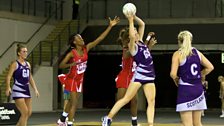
[170,30,214,126]
[102,14,156,126]
[5,44,40,126]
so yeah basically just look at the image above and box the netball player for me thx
[57,16,120,126]
[170,30,214,126]
[5,44,40,126]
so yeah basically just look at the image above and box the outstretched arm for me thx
[86,16,120,52]
[134,16,145,41]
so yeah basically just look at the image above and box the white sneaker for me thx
[57,119,66,126]
[220,114,224,118]
[66,117,75,122]
[102,116,112,126]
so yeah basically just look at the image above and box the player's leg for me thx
[67,91,80,126]
[192,110,203,126]
[220,99,224,117]
[142,83,155,126]
[102,82,141,126]
[130,94,138,126]
[180,111,193,126]
[15,98,29,126]
[24,98,32,118]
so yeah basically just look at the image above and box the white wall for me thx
[31,66,53,112]
[0,18,55,74]
[0,18,40,54]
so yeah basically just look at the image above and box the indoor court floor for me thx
[25,108,224,126]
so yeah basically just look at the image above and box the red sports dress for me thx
[58,48,88,92]
[115,49,135,88]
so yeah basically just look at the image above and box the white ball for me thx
[122,3,136,17]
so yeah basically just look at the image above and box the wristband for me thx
[146,35,151,41]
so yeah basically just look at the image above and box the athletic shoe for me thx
[131,119,138,126]
[220,114,224,118]
[57,119,66,126]
[102,116,112,126]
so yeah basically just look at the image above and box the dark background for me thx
[82,52,223,109]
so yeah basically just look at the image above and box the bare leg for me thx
[180,111,193,126]
[68,92,80,122]
[108,82,141,118]
[143,84,156,126]
[15,98,30,126]
[192,110,202,126]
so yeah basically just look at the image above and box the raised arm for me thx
[145,32,157,50]
[134,16,145,41]
[86,16,120,52]
[127,15,136,56]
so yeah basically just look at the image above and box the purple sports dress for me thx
[11,60,31,100]
[131,41,155,84]
[176,48,207,112]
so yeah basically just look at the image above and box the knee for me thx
[121,97,131,104]
[147,98,155,106]
[20,109,29,118]
[28,110,32,117]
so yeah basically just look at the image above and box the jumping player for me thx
[115,28,157,126]
[170,30,214,126]
[102,14,157,126]
[57,16,120,126]
[5,44,40,126]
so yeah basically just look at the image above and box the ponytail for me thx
[178,30,193,60]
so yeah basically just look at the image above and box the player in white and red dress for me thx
[57,16,120,126]
[58,47,87,93]
[115,36,138,126]
[116,49,135,88]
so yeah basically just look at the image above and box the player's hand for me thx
[109,16,120,27]
[149,37,157,46]
[148,32,155,37]
[35,89,40,98]
[5,87,11,97]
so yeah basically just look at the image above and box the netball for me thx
[122,3,136,17]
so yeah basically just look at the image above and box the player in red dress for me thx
[57,16,120,126]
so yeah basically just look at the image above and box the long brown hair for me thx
[117,27,129,48]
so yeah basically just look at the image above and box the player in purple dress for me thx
[102,14,157,126]
[5,44,40,126]
[170,30,214,126]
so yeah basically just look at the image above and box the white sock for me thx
[222,110,224,114]
[132,116,137,120]
[67,121,73,124]
[62,112,69,117]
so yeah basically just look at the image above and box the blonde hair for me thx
[178,30,193,60]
